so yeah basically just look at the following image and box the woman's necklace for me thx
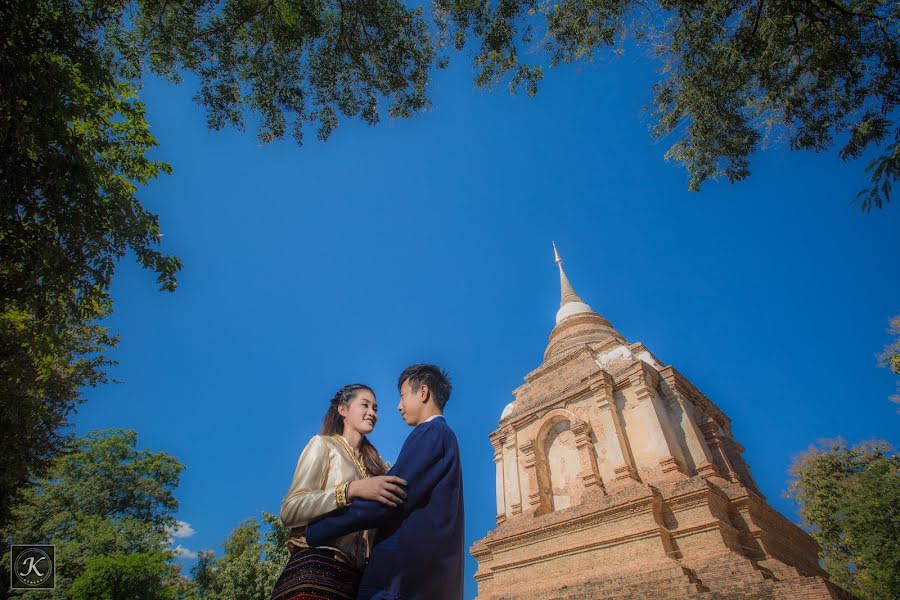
[333,434,368,478]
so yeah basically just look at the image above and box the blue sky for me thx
[73,49,898,598]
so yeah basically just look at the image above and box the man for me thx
[306,364,464,600]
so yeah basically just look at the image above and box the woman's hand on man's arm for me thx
[347,476,407,507]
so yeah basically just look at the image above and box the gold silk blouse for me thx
[280,434,372,570]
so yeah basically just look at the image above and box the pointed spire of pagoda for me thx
[553,241,584,307]
[544,243,625,358]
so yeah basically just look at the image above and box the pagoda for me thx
[470,245,853,599]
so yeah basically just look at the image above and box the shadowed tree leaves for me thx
[433,0,898,209]
[111,0,898,207]
[0,0,433,550]
[787,439,900,600]
[2,1,434,519]
[115,0,434,144]
[0,0,180,532]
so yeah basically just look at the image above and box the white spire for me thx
[552,242,595,324]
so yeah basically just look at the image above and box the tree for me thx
[116,0,435,145]
[112,0,898,209]
[0,0,433,533]
[881,315,900,409]
[189,550,219,599]
[68,553,177,600]
[1,429,184,598]
[432,0,898,210]
[59,0,899,211]
[0,0,181,532]
[881,315,900,374]
[186,513,288,600]
[787,439,900,600]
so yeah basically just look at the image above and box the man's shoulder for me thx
[417,417,459,451]
[402,417,451,446]
[420,416,455,435]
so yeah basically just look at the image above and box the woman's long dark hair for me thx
[320,384,387,477]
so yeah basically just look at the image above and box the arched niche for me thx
[525,408,601,516]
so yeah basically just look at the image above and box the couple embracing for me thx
[270,364,464,600]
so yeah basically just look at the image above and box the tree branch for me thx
[739,0,765,57]
[804,0,885,22]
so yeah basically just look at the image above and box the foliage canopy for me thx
[116,0,434,144]
[187,512,288,600]
[787,439,900,600]
[109,0,900,207]
[68,553,177,600]
[2,429,184,598]
[430,0,898,209]
[0,0,179,530]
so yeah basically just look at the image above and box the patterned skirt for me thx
[270,548,362,600]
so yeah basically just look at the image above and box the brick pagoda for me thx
[470,244,852,599]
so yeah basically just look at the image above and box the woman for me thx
[270,384,407,600]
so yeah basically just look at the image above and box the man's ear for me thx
[419,384,430,404]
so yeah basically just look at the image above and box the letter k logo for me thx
[18,555,47,578]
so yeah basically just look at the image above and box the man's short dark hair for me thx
[398,364,452,411]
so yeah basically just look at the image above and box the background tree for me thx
[787,439,900,600]
[185,512,288,600]
[0,0,180,532]
[189,550,219,599]
[1,429,184,598]
[882,315,900,372]
[881,315,900,409]
[68,553,177,600]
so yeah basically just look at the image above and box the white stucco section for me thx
[635,350,661,369]
[621,387,670,469]
[503,442,522,514]
[592,408,624,484]
[555,301,594,324]
[517,457,530,506]
[501,401,516,420]
[595,345,633,369]
[677,399,714,470]
[650,391,690,468]
[495,455,506,516]
[595,346,662,370]
[545,421,581,511]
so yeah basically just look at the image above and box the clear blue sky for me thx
[73,50,899,599]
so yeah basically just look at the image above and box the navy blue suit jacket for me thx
[306,416,464,600]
